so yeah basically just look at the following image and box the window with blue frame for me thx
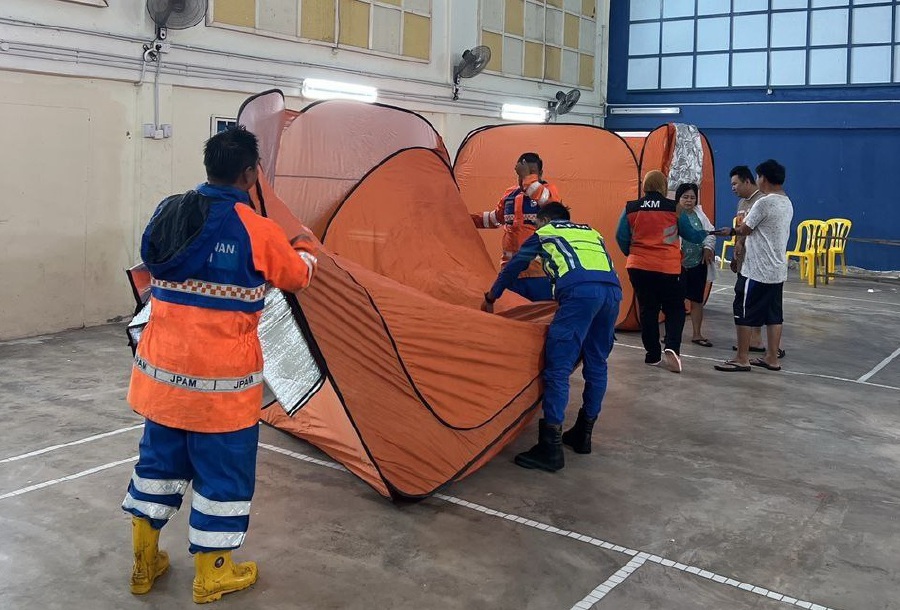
[626,0,900,90]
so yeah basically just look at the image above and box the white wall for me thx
[0,71,137,338]
[0,0,611,339]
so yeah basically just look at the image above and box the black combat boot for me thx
[514,419,564,472]
[561,408,597,454]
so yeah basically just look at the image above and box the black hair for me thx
[518,152,543,173]
[729,165,754,183]
[537,202,570,222]
[675,182,698,203]
[755,159,786,186]
[204,126,259,184]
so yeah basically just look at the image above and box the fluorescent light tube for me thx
[607,106,680,115]
[501,103,548,123]
[302,78,378,103]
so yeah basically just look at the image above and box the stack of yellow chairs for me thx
[785,218,852,285]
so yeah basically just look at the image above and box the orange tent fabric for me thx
[265,96,448,238]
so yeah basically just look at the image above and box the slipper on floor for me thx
[732,346,786,358]
[714,360,751,372]
[749,358,782,371]
[691,338,713,347]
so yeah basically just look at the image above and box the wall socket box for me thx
[143,123,173,139]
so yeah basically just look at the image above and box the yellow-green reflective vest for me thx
[536,221,620,291]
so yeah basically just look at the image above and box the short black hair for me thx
[675,182,698,203]
[729,165,754,183]
[518,152,543,173]
[537,202,570,222]
[204,126,259,184]
[755,159,786,186]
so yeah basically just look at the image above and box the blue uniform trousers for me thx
[122,419,259,553]
[542,282,621,425]
[509,276,554,302]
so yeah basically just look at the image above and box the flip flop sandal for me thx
[691,339,713,347]
[750,358,782,371]
[733,346,785,357]
[714,360,751,372]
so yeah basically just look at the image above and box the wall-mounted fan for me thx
[548,88,581,122]
[452,46,491,100]
[147,0,208,41]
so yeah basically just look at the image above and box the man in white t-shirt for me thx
[714,159,794,372]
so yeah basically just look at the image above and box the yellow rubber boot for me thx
[192,551,258,604]
[130,517,169,595]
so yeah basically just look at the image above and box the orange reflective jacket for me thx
[471,174,561,278]
[127,183,315,433]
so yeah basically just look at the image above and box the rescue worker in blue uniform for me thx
[482,202,622,472]
[123,126,316,603]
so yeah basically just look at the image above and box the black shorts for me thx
[733,274,784,327]
[681,264,708,304]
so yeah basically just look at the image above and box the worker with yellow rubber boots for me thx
[122,127,316,603]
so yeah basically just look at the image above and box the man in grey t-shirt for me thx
[714,159,794,372]
[730,165,767,352]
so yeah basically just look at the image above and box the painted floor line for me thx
[857,346,900,383]
[0,456,137,500]
[613,342,900,392]
[260,444,839,610]
[570,555,647,609]
[0,424,145,464]
[706,286,900,308]
[782,289,900,307]
[704,291,900,317]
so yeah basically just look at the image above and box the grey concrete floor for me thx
[1,275,898,610]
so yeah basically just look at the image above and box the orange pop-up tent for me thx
[237,91,553,499]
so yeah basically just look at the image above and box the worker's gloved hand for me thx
[481,291,495,314]
[298,251,318,281]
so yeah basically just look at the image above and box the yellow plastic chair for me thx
[824,218,852,275]
[719,216,739,269]
[785,220,827,284]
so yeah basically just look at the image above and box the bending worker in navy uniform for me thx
[122,127,317,603]
[482,202,622,472]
